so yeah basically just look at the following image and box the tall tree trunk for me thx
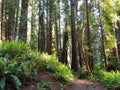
[1,0,5,39]
[116,20,120,63]
[46,0,49,53]
[85,0,94,73]
[71,0,80,72]
[19,0,28,42]
[79,8,92,75]
[31,11,34,47]
[7,0,16,40]
[38,0,42,51]
[38,0,45,52]
[1,0,6,40]
[55,4,59,56]
[4,0,9,40]
[61,15,68,64]
[58,0,61,51]
[98,4,108,68]
[31,6,36,49]
[0,0,2,41]
[46,0,55,54]
[78,43,82,67]
[14,0,20,40]
[41,0,45,52]
[48,0,52,54]
[46,0,53,54]
[57,0,62,62]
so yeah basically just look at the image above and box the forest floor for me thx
[20,72,107,90]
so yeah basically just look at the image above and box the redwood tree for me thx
[0,0,2,41]
[19,0,28,42]
[38,0,45,52]
[85,0,94,73]
[71,0,80,72]
[7,0,16,40]
[116,20,120,63]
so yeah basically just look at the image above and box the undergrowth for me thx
[89,64,120,90]
[0,41,74,90]
[38,53,74,83]
[79,63,120,90]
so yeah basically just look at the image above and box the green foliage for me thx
[107,60,120,71]
[37,81,51,90]
[0,56,22,89]
[0,77,6,90]
[0,41,34,89]
[99,0,120,54]
[0,41,31,58]
[10,75,22,89]
[79,66,89,79]
[89,64,120,90]
[0,41,74,89]
[38,53,74,84]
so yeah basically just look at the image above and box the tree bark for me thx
[7,0,16,40]
[61,15,68,64]
[0,0,2,41]
[55,3,59,56]
[71,0,80,72]
[85,0,94,73]
[58,0,61,51]
[19,0,28,42]
[1,0,6,40]
[46,0,49,52]
[98,4,108,68]
[31,5,36,49]
[38,0,45,52]
[14,0,20,40]
[48,0,52,54]
[116,20,120,63]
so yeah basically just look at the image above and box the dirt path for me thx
[20,72,107,90]
[65,79,107,90]
[20,72,61,90]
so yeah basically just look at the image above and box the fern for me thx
[0,77,6,90]
[10,75,21,89]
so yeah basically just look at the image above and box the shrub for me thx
[0,41,74,89]
[0,40,31,59]
[0,57,22,90]
[89,64,120,90]
[38,53,74,83]
[0,41,35,89]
